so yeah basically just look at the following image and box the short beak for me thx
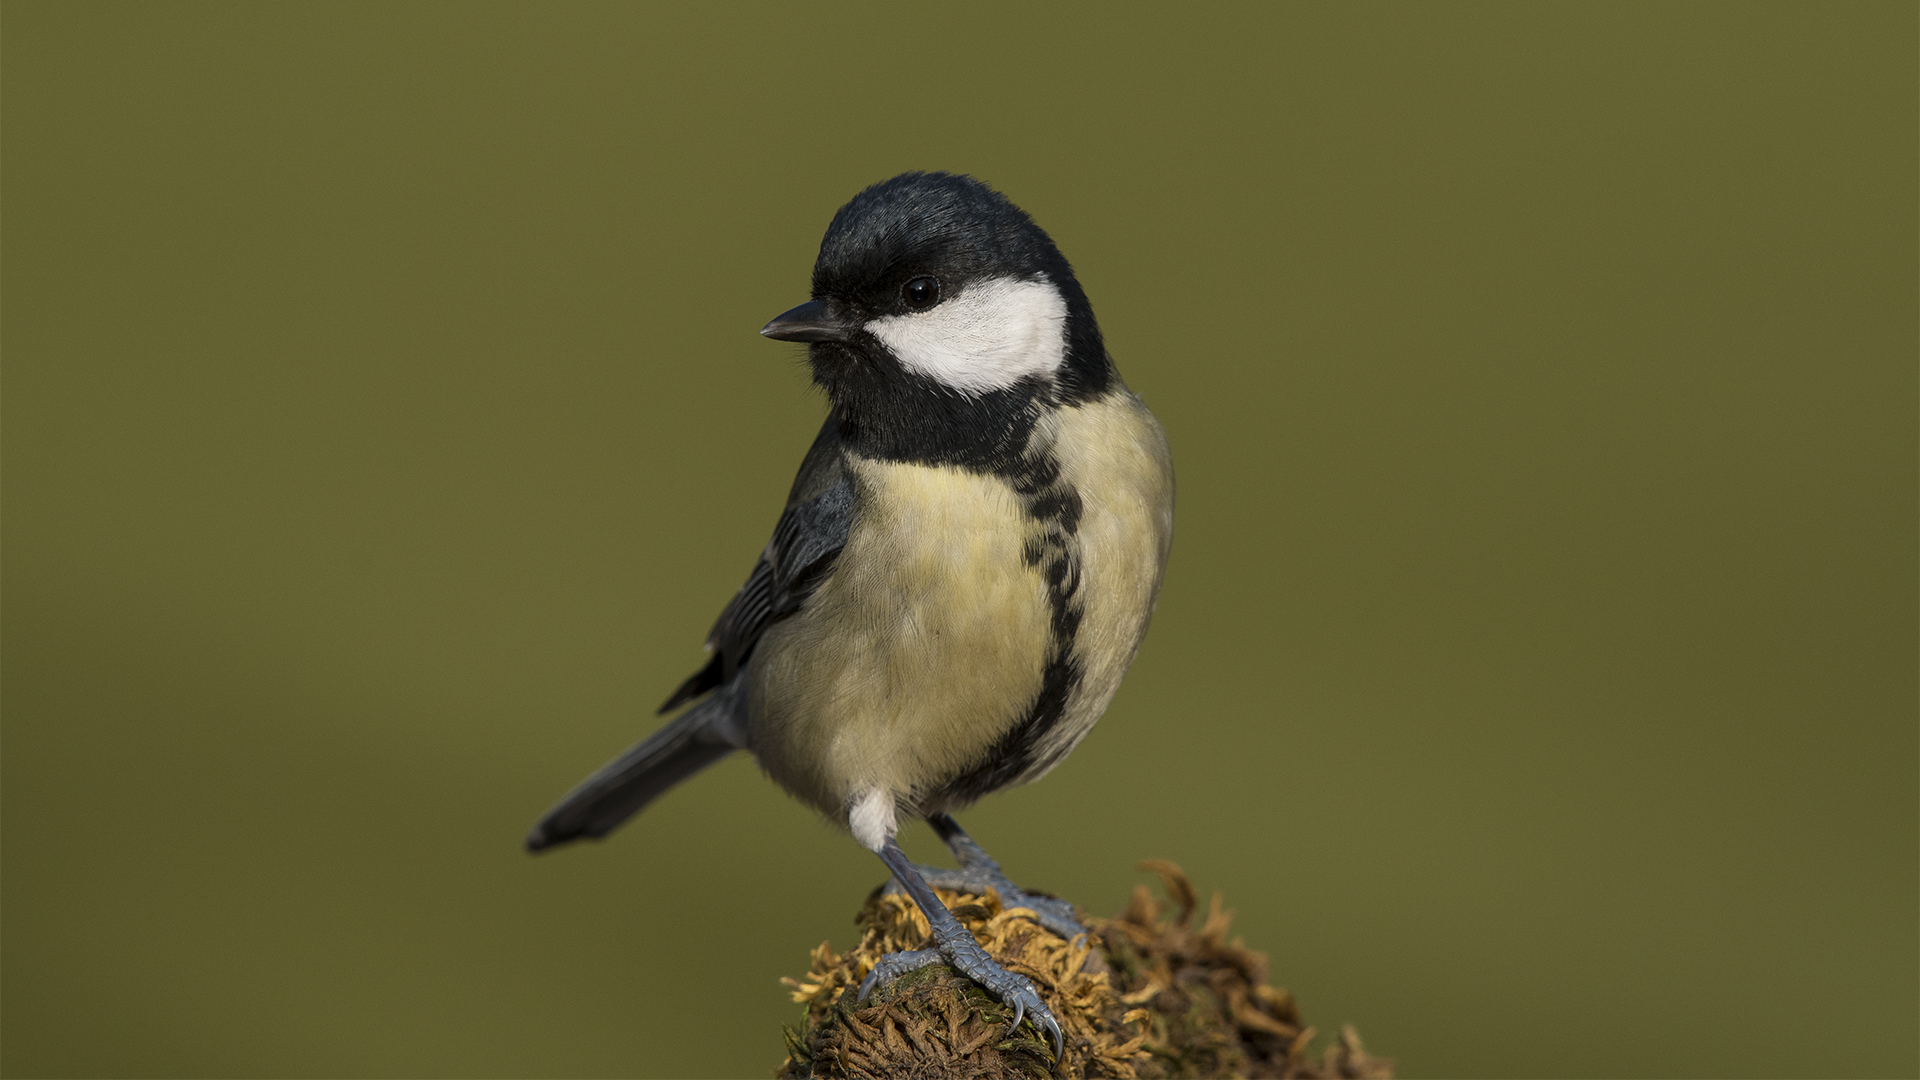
[761,299,853,343]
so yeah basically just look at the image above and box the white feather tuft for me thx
[848,788,897,852]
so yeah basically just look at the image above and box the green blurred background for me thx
[4,3,1914,1077]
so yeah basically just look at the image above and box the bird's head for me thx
[763,173,1113,433]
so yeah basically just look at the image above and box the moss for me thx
[777,860,1393,1080]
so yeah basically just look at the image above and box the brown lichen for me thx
[778,861,1393,1080]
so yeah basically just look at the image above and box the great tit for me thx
[527,172,1174,1055]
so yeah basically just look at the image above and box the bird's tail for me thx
[525,696,739,852]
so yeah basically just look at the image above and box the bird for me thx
[526,171,1174,1057]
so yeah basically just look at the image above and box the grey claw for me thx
[1015,995,1062,1060]
[1000,983,1062,1061]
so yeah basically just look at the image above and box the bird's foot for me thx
[885,864,1085,941]
[856,915,1063,1060]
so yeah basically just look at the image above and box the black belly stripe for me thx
[931,446,1086,805]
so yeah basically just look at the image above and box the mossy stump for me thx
[778,860,1392,1079]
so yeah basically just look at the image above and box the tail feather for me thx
[526,699,738,852]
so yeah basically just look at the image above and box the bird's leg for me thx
[882,813,1085,941]
[860,838,1063,1059]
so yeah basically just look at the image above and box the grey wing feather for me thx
[527,416,853,852]
[659,414,852,712]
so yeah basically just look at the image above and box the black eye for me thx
[902,276,940,309]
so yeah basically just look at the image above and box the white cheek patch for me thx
[865,276,1069,395]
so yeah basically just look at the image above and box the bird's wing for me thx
[657,415,851,713]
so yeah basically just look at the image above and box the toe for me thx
[1002,985,1062,1061]
[1041,1012,1063,1060]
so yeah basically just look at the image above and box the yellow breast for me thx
[1027,389,1176,773]
[747,457,1052,815]
[745,385,1174,821]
